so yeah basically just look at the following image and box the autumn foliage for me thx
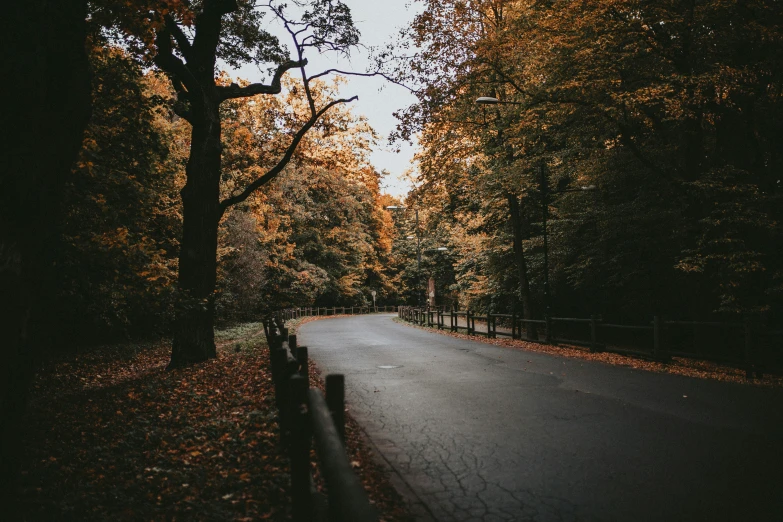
[58,42,396,343]
[387,0,783,325]
[14,323,413,520]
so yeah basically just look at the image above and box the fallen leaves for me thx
[15,327,291,521]
[15,319,414,522]
[395,318,783,387]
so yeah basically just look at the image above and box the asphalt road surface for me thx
[299,314,783,522]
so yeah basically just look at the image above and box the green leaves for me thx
[391,0,783,321]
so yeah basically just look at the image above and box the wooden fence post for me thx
[466,310,473,335]
[744,315,762,380]
[545,316,552,344]
[487,311,494,338]
[297,346,309,386]
[590,314,599,353]
[325,374,346,445]
[280,355,300,443]
[289,375,312,522]
[653,316,669,361]
[271,348,287,432]
[289,334,297,353]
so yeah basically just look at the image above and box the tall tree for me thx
[392,0,783,322]
[95,0,361,367]
[388,0,542,324]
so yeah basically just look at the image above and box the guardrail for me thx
[264,315,378,522]
[398,306,781,379]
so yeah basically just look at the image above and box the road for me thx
[298,314,783,522]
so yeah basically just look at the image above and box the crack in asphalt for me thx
[300,315,783,522]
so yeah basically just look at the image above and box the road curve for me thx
[299,314,783,522]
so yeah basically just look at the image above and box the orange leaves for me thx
[17,330,294,520]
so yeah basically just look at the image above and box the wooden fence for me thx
[398,306,781,379]
[264,315,378,522]
[277,305,398,321]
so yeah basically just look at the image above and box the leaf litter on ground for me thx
[393,318,783,387]
[15,320,413,521]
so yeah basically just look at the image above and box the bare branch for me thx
[218,96,359,214]
[307,69,416,93]
[217,59,307,100]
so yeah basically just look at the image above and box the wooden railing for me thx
[398,306,781,379]
[275,305,399,321]
[264,316,377,522]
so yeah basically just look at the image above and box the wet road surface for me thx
[299,314,783,522]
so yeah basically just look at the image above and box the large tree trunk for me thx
[0,0,91,501]
[169,101,222,368]
[507,193,537,339]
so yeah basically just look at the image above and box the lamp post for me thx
[475,95,597,324]
[475,96,523,106]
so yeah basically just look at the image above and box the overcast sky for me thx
[236,1,422,197]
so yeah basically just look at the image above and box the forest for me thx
[58,45,397,345]
[2,0,782,518]
[388,0,783,328]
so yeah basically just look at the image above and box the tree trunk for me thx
[507,193,537,339]
[169,101,222,368]
[0,0,91,501]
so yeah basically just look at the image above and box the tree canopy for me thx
[385,0,783,322]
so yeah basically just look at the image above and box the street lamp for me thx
[474,95,598,334]
[475,96,524,105]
